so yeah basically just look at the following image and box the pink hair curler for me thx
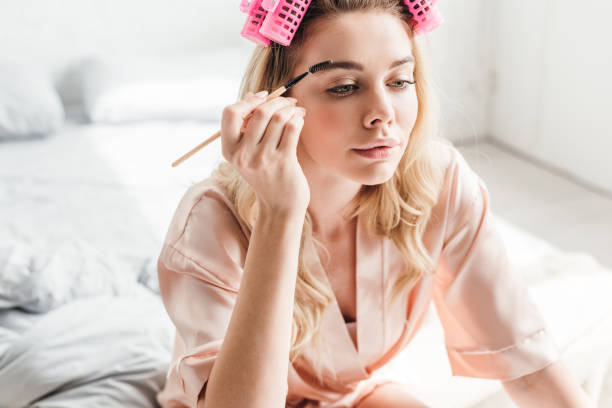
[239,0,442,47]
[403,0,444,35]
[240,0,312,47]
[240,0,272,47]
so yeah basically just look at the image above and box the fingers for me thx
[241,96,298,149]
[277,113,305,154]
[248,104,306,156]
[221,91,269,146]
[221,91,305,164]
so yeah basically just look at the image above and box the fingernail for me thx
[287,97,298,103]
[255,90,268,98]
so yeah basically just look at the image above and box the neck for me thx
[307,176,361,241]
[297,142,363,241]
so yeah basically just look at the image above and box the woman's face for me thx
[290,10,419,186]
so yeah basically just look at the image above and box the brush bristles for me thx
[309,60,333,74]
[282,60,334,92]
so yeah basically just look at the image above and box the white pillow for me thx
[78,49,252,123]
[0,63,65,138]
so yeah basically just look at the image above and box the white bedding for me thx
[0,292,173,407]
[0,118,222,407]
[1,118,611,407]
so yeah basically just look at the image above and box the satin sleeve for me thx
[431,147,560,381]
[156,190,248,408]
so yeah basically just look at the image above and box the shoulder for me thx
[159,177,249,290]
[429,137,483,201]
[428,137,472,179]
[427,139,489,236]
[163,177,249,247]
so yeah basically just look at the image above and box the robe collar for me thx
[301,211,386,386]
[288,211,435,400]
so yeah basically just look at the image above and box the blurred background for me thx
[1,1,611,407]
[1,0,609,265]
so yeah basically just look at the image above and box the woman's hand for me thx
[220,91,310,216]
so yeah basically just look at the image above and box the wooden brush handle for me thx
[171,86,288,167]
[171,130,220,167]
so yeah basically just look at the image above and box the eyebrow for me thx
[314,55,414,74]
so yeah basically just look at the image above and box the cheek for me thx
[310,102,345,128]
[399,97,419,132]
[301,103,347,148]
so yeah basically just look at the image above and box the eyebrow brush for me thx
[171,59,333,167]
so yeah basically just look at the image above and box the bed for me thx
[1,87,612,408]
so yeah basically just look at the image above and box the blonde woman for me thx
[156,1,593,407]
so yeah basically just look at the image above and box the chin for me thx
[361,177,393,186]
[353,168,397,186]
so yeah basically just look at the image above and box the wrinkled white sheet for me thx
[0,290,174,408]
[1,118,611,407]
[0,118,221,407]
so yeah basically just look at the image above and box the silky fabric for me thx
[155,140,560,408]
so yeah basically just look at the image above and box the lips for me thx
[354,139,400,150]
[353,146,395,159]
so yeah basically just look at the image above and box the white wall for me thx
[0,0,251,105]
[489,0,612,193]
[0,0,245,63]
[428,1,493,144]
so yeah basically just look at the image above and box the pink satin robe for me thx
[155,141,560,408]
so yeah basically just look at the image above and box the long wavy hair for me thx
[211,0,445,384]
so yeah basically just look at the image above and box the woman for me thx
[156,1,593,407]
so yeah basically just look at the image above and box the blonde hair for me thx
[211,0,444,384]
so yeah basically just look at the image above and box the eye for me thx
[391,79,416,89]
[327,79,416,96]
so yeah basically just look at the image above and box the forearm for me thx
[201,209,306,408]
[502,360,594,408]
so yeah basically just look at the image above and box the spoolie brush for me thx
[265,59,334,99]
[171,60,334,167]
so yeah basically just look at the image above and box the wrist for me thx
[258,203,307,222]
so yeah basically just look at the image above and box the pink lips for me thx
[352,139,399,159]
[353,146,395,159]
[354,139,400,150]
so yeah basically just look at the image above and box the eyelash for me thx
[327,79,416,96]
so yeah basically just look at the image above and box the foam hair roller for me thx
[239,0,443,47]
[240,0,311,47]
[403,0,444,35]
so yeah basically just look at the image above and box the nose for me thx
[363,86,394,130]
